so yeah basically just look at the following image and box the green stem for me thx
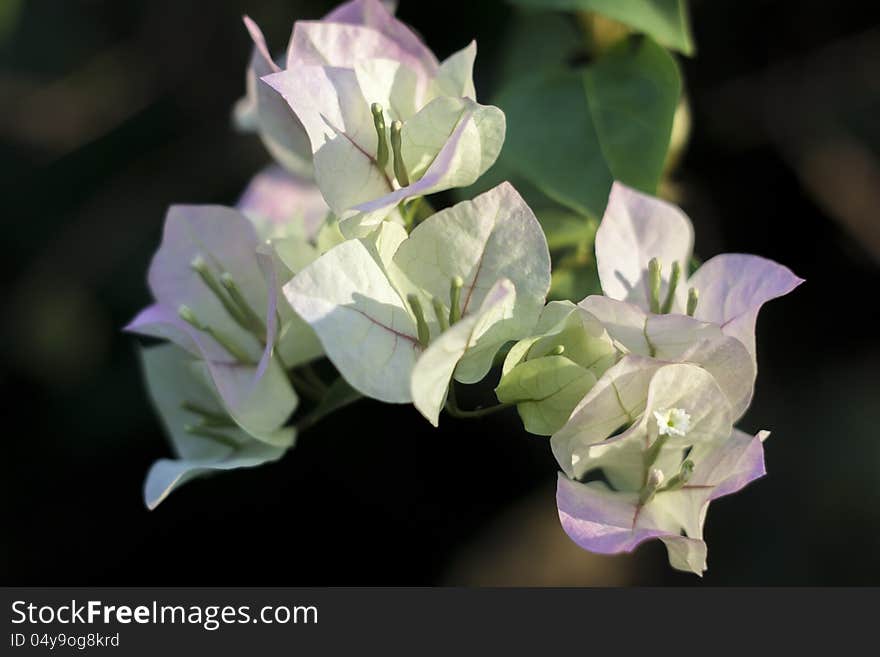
[288,371,324,402]
[444,383,512,419]
[299,364,329,396]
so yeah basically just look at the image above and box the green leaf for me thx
[496,355,597,435]
[550,263,602,301]
[538,209,598,251]
[583,37,682,192]
[499,69,610,218]
[498,36,681,218]
[510,0,695,55]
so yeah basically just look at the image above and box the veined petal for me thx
[552,355,663,480]
[411,279,515,426]
[128,216,296,446]
[288,20,434,82]
[139,344,289,509]
[126,303,209,360]
[595,181,694,309]
[283,237,420,403]
[689,253,804,363]
[129,305,296,447]
[556,475,707,575]
[144,205,266,354]
[354,58,420,122]
[578,296,755,419]
[646,427,768,569]
[263,64,376,156]
[258,235,324,368]
[265,62,396,216]
[678,336,755,422]
[235,17,312,176]
[641,363,733,448]
[687,428,769,500]
[579,295,718,359]
[237,165,329,241]
[347,98,505,227]
[319,0,438,74]
[394,181,549,382]
[145,443,286,511]
[432,41,477,99]
[192,357,297,448]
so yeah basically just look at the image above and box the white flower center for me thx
[653,407,691,437]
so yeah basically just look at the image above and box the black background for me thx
[2,0,878,585]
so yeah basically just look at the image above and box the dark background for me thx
[2,0,878,585]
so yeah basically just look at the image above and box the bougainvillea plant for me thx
[127,0,802,576]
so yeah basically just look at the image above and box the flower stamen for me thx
[449,276,464,325]
[177,304,255,364]
[686,287,699,317]
[648,257,662,314]
[407,294,431,347]
[660,260,681,314]
[371,103,389,170]
[390,120,410,187]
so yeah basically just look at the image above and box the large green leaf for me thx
[498,36,681,219]
[584,37,682,192]
[511,0,695,55]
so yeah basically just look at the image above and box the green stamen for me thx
[181,401,235,427]
[660,459,695,492]
[178,305,254,365]
[371,103,389,170]
[549,345,565,356]
[431,296,449,332]
[390,120,410,187]
[639,468,665,506]
[687,287,699,317]
[191,256,248,327]
[184,424,241,449]
[220,272,267,339]
[449,276,464,325]
[648,257,662,314]
[660,260,681,314]
[407,294,430,346]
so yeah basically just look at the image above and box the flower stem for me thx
[288,371,324,402]
[444,383,512,419]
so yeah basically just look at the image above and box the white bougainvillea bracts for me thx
[283,182,550,424]
[258,0,505,235]
[126,0,804,580]
[594,182,804,363]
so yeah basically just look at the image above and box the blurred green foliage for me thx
[0,0,22,44]
[470,4,684,301]
[510,0,694,54]
[499,37,680,218]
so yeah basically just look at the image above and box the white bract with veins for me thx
[260,0,506,235]
[284,182,551,425]
[125,205,300,447]
[139,344,290,510]
[551,357,770,575]
[594,182,804,363]
[495,301,618,436]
